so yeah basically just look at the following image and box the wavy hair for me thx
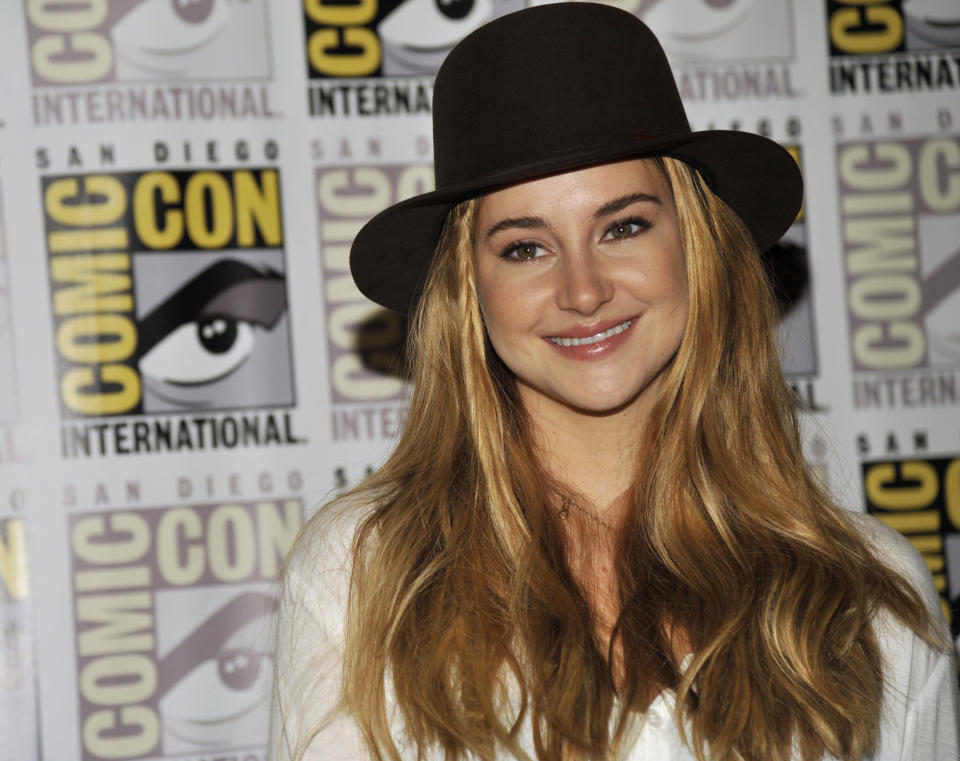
[333,158,942,761]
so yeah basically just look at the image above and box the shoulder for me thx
[269,493,377,761]
[840,509,942,615]
[278,492,375,637]
[285,495,368,580]
[839,511,959,758]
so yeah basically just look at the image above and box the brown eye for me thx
[604,218,650,241]
[501,242,542,261]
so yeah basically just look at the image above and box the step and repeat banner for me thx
[0,2,957,760]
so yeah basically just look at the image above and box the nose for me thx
[556,250,614,315]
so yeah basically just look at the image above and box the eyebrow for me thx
[594,192,662,218]
[483,215,546,241]
[482,192,663,241]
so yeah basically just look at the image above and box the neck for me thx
[520,387,651,517]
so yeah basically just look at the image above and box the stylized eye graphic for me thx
[435,0,474,21]
[138,259,286,390]
[644,0,756,42]
[218,649,264,690]
[112,0,231,75]
[139,320,256,386]
[904,0,960,47]
[173,0,218,25]
[380,0,494,53]
[158,592,276,749]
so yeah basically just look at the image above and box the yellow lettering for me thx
[865,461,938,509]
[304,0,377,25]
[0,520,28,600]
[61,365,141,415]
[830,6,903,54]
[944,459,960,530]
[56,314,137,363]
[133,172,183,250]
[308,28,381,77]
[184,172,233,249]
[46,176,125,227]
[51,255,132,315]
[234,170,282,247]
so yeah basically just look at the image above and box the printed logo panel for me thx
[0,516,39,760]
[26,1,277,124]
[837,134,960,410]
[826,1,960,94]
[39,163,303,457]
[863,454,960,650]
[70,497,303,761]
[317,162,433,443]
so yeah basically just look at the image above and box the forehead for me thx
[477,158,671,221]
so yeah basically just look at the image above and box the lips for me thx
[548,317,634,347]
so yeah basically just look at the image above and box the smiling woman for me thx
[271,5,959,761]
[475,160,688,423]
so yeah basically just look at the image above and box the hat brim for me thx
[350,130,802,315]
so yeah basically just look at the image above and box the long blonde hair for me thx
[331,158,941,761]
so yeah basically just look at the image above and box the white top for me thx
[269,506,959,761]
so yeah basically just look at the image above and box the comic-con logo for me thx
[26,0,271,84]
[317,163,432,440]
[863,455,960,642]
[42,167,294,420]
[70,498,302,761]
[827,0,960,93]
[837,136,960,374]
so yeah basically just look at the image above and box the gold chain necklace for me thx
[558,496,615,531]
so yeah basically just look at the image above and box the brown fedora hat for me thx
[350,2,803,315]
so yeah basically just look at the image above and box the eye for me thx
[500,241,544,261]
[603,218,651,241]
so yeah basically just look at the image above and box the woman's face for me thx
[474,158,689,420]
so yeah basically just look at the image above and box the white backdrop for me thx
[0,2,957,760]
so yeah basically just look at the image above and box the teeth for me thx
[549,319,633,347]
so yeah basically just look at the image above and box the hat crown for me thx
[432,3,690,190]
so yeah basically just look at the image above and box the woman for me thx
[271,5,958,760]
